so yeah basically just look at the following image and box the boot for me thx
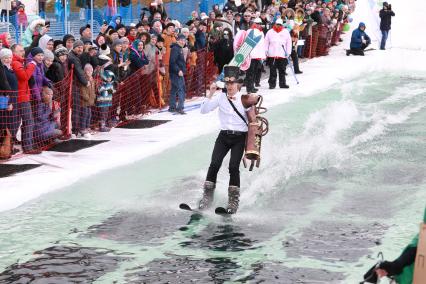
[198,181,216,209]
[226,186,240,214]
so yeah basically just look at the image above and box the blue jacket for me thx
[169,43,186,76]
[350,23,371,49]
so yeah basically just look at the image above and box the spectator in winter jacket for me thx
[79,64,96,138]
[62,34,75,51]
[129,39,149,73]
[379,2,395,50]
[223,0,238,13]
[168,34,187,115]
[347,22,371,56]
[68,40,88,135]
[195,23,207,50]
[33,86,62,142]
[149,0,167,22]
[10,44,39,153]
[0,48,19,143]
[0,33,12,48]
[264,18,291,89]
[38,34,54,51]
[245,18,266,93]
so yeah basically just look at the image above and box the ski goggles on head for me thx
[224,77,238,83]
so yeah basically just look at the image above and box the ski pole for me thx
[282,45,299,84]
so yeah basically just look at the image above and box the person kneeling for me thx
[347,22,371,56]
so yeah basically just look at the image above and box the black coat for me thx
[46,60,65,83]
[379,8,395,30]
[169,43,186,76]
[212,38,234,69]
[68,51,88,86]
[0,63,11,94]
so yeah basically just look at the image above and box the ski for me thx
[179,203,198,212]
[215,207,232,216]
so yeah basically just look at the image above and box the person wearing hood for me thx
[108,14,122,30]
[264,18,291,89]
[379,1,395,50]
[129,39,149,73]
[347,22,371,56]
[62,34,75,51]
[0,33,12,49]
[38,34,54,51]
[168,34,187,115]
[245,18,266,93]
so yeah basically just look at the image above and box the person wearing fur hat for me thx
[199,65,249,214]
[38,34,54,51]
[22,17,45,48]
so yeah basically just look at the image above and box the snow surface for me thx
[0,0,425,212]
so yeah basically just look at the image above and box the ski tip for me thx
[179,203,192,211]
[215,207,230,215]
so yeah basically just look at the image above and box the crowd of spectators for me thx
[0,0,356,160]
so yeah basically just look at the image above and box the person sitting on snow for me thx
[347,22,371,56]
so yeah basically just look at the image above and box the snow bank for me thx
[0,0,425,212]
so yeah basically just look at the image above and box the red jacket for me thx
[11,54,36,103]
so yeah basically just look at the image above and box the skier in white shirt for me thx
[199,65,249,214]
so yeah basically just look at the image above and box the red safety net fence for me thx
[0,49,219,160]
[0,68,73,158]
[302,22,346,59]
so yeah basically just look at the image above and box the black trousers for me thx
[245,59,262,90]
[349,43,369,56]
[206,131,247,187]
[290,49,301,73]
[268,57,288,88]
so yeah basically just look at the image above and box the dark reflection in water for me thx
[0,245,129,284]
[84,210,188,245]
[236,262,345,283]
[179,220,280,252]
[284,221,387,262]
[125,254,240,284]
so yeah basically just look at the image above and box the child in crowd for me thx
[79,64,96,138]
[97,70,115,132]
[33,87,62,143]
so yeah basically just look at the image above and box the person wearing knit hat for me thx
[111,38,124,50]
[73,40,84,50]
[46,47,67,83]
[43,50,54,62]
[54,46,68,57]
[0,48,12,59]
[30,47,44,57]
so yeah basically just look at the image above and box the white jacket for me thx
[248,28,266,60]
[264,28,292,58]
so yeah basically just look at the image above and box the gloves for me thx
[363,264,378,283]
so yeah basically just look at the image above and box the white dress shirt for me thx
[201,91,249,132]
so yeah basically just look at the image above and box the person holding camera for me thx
[379,1,395,50]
